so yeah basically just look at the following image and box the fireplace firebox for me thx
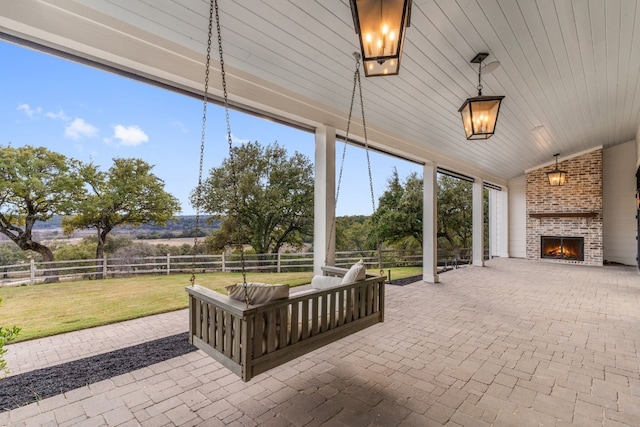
[540,236,584,261]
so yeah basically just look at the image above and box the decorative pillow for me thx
[225,282,289,305]
[341,259,366,284]
[311,275,343,290]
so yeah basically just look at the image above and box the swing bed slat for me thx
[187,266,385,382]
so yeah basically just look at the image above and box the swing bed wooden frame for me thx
[186,0,385,382]
[187,266,385,382]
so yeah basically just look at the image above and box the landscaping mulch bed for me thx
[387,274,423,286]
[0,332,197,412]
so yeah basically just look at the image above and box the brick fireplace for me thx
[526,149,603,266]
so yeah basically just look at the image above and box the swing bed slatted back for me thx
[186,267,385,382]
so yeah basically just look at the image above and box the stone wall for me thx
[526,149,603,265]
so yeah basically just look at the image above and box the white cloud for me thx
[17,103,41,118]
[65,118,98,140]
[113,124,149,146]
[45,109,70,121]
[231,134,250,145]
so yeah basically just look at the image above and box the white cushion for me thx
[311,275,343,290]
[225,282,289,305]
[341,260,366,284]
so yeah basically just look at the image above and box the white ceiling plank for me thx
[2,0,638,182]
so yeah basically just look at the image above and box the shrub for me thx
[0,298,20,376]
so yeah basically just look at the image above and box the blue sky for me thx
[0,40,422,216]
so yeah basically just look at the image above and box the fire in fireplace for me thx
[540,236,584,261]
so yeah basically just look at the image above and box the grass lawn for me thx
[0,267,422,343]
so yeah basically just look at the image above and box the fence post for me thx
[166,253,170,275]
[221,253,226,272]
[103,257,108,278]
[30,259,35,284]
[277,252,281,273]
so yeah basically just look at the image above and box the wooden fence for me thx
[0,249,427,287]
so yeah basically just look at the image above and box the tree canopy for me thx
[368,169,423,249]
[62,158,181,261]
[366,170,478,259]
[437,175,473,259]
[0,145,85,275]
[196,141,314,254]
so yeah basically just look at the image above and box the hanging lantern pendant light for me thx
[547,153,567,186]
[458,53,505,140]
[350,0,412,77]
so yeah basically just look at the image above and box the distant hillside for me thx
[29,215,219,240]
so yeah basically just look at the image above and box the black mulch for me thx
[387,274,423,286]
[0,332,197,412]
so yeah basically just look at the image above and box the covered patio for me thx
[2,0,638,276]
[1,1,640,425]
[3,259,640,426]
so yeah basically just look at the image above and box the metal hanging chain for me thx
[190,0,214,286]
[354,63,384,277]
[326,53,360,266]
[326,52,380,275]
[214,0,250,306]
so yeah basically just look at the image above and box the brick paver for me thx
[3,259,640,426]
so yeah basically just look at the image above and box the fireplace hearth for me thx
[541,236,584,261]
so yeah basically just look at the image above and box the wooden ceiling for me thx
[2,0,639,185]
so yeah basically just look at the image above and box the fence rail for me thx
[0,248,474,287]
[0,248,443,287]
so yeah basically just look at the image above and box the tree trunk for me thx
[29,241,57,283]
[94,227,111,279]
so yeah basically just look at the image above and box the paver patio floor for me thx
[2,258,640,426]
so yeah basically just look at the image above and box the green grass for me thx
[0,267,422,342]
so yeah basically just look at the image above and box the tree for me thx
[0,145,85,281]
[196,141,314,254]
[335,215,371,251]
[437,175,472,259]
[369,170,475,260]
[62,158,181,265]
[368,169,423,249]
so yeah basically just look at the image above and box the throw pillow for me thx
[225,282,289,305]
[341,259,366,284]
[311,275,344,290]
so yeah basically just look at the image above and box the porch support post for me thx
[423,162,439,283]
[500,189,509,258]
[472,178,484,267]
[313,125,336,275]
[488,189,496,259]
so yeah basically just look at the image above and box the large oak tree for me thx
[196,141,313,254]
[0,145,85,281]
[62,158,181,264]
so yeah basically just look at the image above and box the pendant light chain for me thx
[214,0,249,305]
[190,0,214,286]
[477,60,483,95]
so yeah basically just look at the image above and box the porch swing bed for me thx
[186,0,385,382]
[187,266,385,382]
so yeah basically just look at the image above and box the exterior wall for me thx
[637,124,640,168]
[603,140,637,266]
[526,149,603,266]
[508,175,526,258]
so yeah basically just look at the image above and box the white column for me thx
[500,189,510,258]
[423,163,439,283]
[313,125,336,275]
[489,189,497,259]
[472,178,484,267]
